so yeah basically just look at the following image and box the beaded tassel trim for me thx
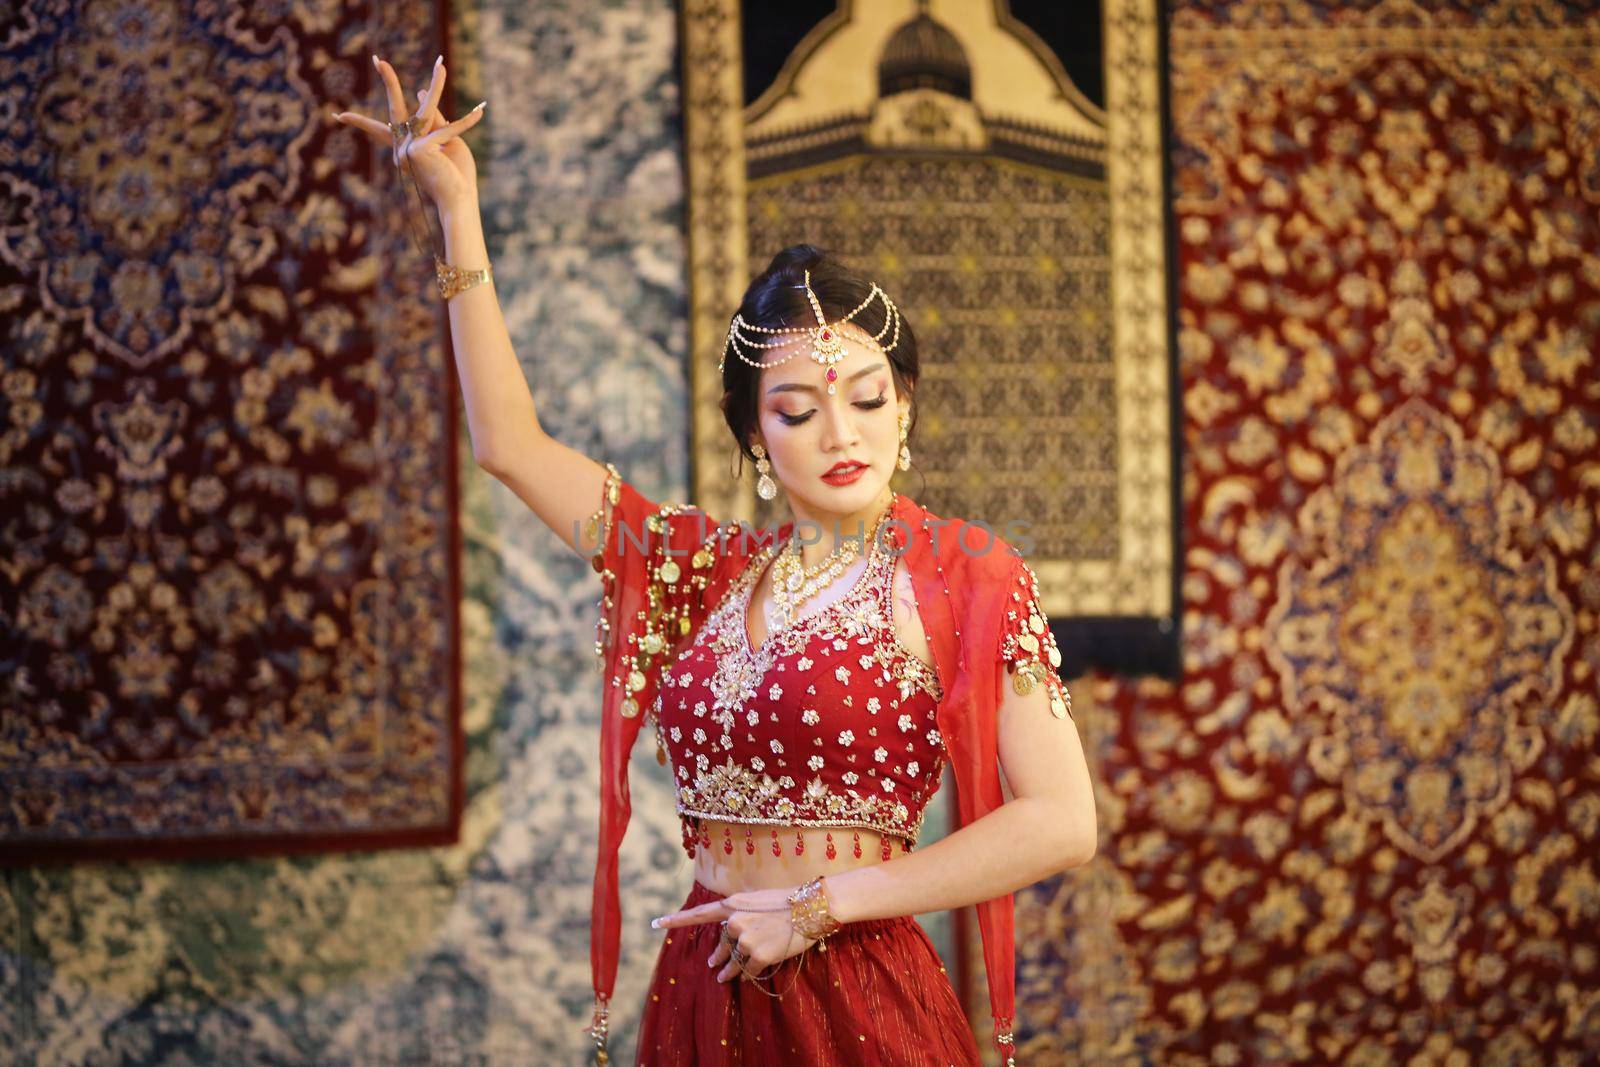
[995,1017,1017,1067]
[678,814,917,860]
[585,994,610,1064]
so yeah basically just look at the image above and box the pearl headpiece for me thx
[722,270,903,395]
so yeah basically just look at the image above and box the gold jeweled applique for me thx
[676,755,931,841]
[999,559,1073,721]
[588,462,728,721]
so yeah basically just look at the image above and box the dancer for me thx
[333,56,1095,1066]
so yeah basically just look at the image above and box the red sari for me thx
[584,463,1073,1065]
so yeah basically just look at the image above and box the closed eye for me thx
[778,394,888,426]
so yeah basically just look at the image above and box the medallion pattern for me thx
[1265,400,1571,864]
[4,1,695,1063]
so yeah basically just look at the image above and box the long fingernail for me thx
[473,101,486,112]
[435,54,443,67]
[371,54,379,71]
[650,917,662,929]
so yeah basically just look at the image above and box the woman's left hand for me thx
[652,888,817,983]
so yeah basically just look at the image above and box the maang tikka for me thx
[723,270,902,396]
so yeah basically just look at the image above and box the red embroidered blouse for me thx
[653,531,947,860]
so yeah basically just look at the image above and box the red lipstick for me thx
[822,461,867,486]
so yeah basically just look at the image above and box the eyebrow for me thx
[766,362,888,396]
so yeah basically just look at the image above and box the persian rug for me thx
[0,1,462,863]
[1014,1,1600,1062]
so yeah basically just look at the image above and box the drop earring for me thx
[897,411,911,472]
[752,442,778,501]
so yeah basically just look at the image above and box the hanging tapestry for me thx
[1015,2,1599,1060]
[680,0,1179,682]
[0,2,463,864]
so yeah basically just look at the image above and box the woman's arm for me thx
[441,204,607,557]
[821,673,1097,925]
[336,65,604,556]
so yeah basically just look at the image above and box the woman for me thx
[334,58,1095,1066]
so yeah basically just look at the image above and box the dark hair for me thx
[720,244,922,474]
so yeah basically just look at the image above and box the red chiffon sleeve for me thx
[996,557,1074,722]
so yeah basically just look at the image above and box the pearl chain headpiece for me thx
[722,270,903,395]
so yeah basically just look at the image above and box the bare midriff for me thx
[689,817,911,894]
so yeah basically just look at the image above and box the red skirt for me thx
[634,880,983,1066]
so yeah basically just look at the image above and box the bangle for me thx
[788,876,841,943]
[435,255,492,300]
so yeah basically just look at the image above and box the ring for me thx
[388,115,426,141]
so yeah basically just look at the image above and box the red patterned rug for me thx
[0,3,462,863]
[1016,1,1600,1062]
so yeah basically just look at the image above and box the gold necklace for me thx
[769,497,894,633]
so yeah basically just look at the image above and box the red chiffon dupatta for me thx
[585,467,751,1060]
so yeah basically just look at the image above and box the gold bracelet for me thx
[788,875,841,942]
[435,255,492,300]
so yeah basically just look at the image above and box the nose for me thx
[818,395,863,453]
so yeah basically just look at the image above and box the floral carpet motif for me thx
[1014,2,1600,1062]
[0,1,461,861]
[1266,399,1571,863]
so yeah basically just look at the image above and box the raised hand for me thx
[332,55,485,219]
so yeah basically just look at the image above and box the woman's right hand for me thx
[332,55,485,219]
